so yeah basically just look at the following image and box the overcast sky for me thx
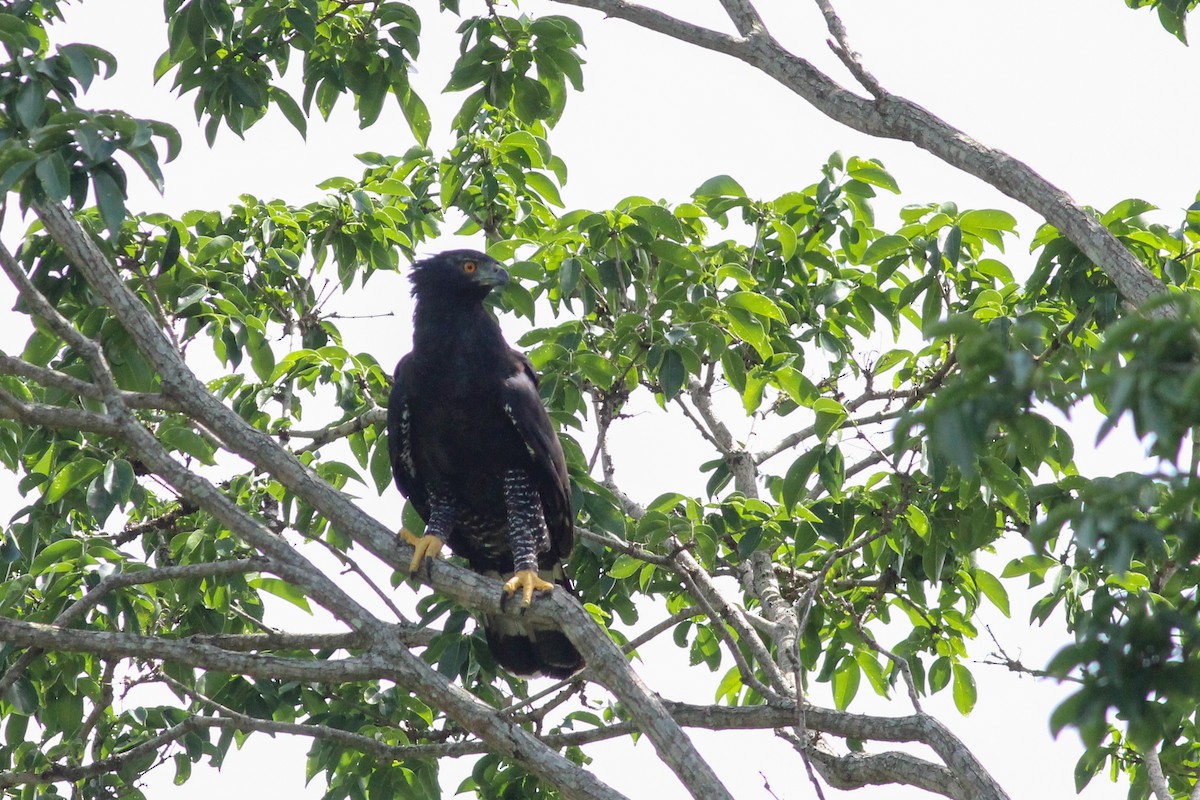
[7,1,1199,798]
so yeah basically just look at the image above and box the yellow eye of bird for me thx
[463,260,478,273]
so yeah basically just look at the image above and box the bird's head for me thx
[408,250,508,301]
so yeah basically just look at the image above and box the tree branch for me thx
[547,0,1168,313]
[187,628,437,652]
[799,737,964,798]
[0,558,271,698]
[0,354,183,412]
[0,718,201,790]
[289,407,387,453]
[811,0,882,97]
[1145,746,1172,800]
[716,0,764,37]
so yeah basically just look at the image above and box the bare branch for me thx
[811,0,883,97]
[673,394,729,454]
[674,552,782,700]
[716,0,764,37]
[0,355,184,412]
[290,407,387,453]
[623,606,702,653]
[802,739,964,798]
[188,628,436,651]
[686,378,735,452]
[981,625,1082,684]
[0,388,122,436]
[576,527,672,566]
[1145,747,1172,800]
[673,545,791,697]
[551,0,742,53]
[0,241,123,400]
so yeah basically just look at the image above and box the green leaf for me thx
[771,219,797,261]
[196,234,235,263]
[91,168,126,236]
[832,657,861,710]
[631,205,685,242]
[1000,554,1057,579]
[658,349,686,401]
[649,240,702,272]
[725,292,786,324]
[905,505,930,541]
[973,569,1010,617]
[928,656,952,693]
[959,209,1017,236]
[370,438,393,495]
[861,234,908,265]
[979,456,1030,522]
[246,329,276,382]
[174,753,192,786]
[512,76,552,123]
[952,664,977,714]
[35,151,71,202]
[724,308,772,360]
[102,459,136,506]
[525,171,563,207]
[30,539,83,576]
[399,84,431,146]
[817,446,844,498]
[249,577,312,613]
[782,449,822,510]
[847,159,899,193]
[812,397,847,440]
[46,458,104,503]
[693,174,746,198]
[1101,198,1156,225]
[3,678,37,716]
[269,86,307,138]
[608,554,641,579]
[160,426,217,465]
[159,226,182,272]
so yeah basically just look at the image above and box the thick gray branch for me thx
[188,627,436,651]
[805,746,964,798]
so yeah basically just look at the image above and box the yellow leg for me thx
[502,569,555,607]
[399,527,444,575]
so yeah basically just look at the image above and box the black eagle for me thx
[387,249,584,679]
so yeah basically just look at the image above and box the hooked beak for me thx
[479,262,509,288]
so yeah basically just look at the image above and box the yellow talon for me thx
[502,569,555,607]
[399,528,445,575]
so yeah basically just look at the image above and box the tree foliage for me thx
[0,2,1198,799]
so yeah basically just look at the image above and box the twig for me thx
[289,407,387,453]
[811,0,883,98]
[673,394,729,453]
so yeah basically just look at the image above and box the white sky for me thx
[5,1,1199,798]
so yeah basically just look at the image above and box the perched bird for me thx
[387,249,584,679]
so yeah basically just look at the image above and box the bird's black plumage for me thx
[387,249,583,679]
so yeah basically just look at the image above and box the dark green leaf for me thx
[91,168,127,236]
